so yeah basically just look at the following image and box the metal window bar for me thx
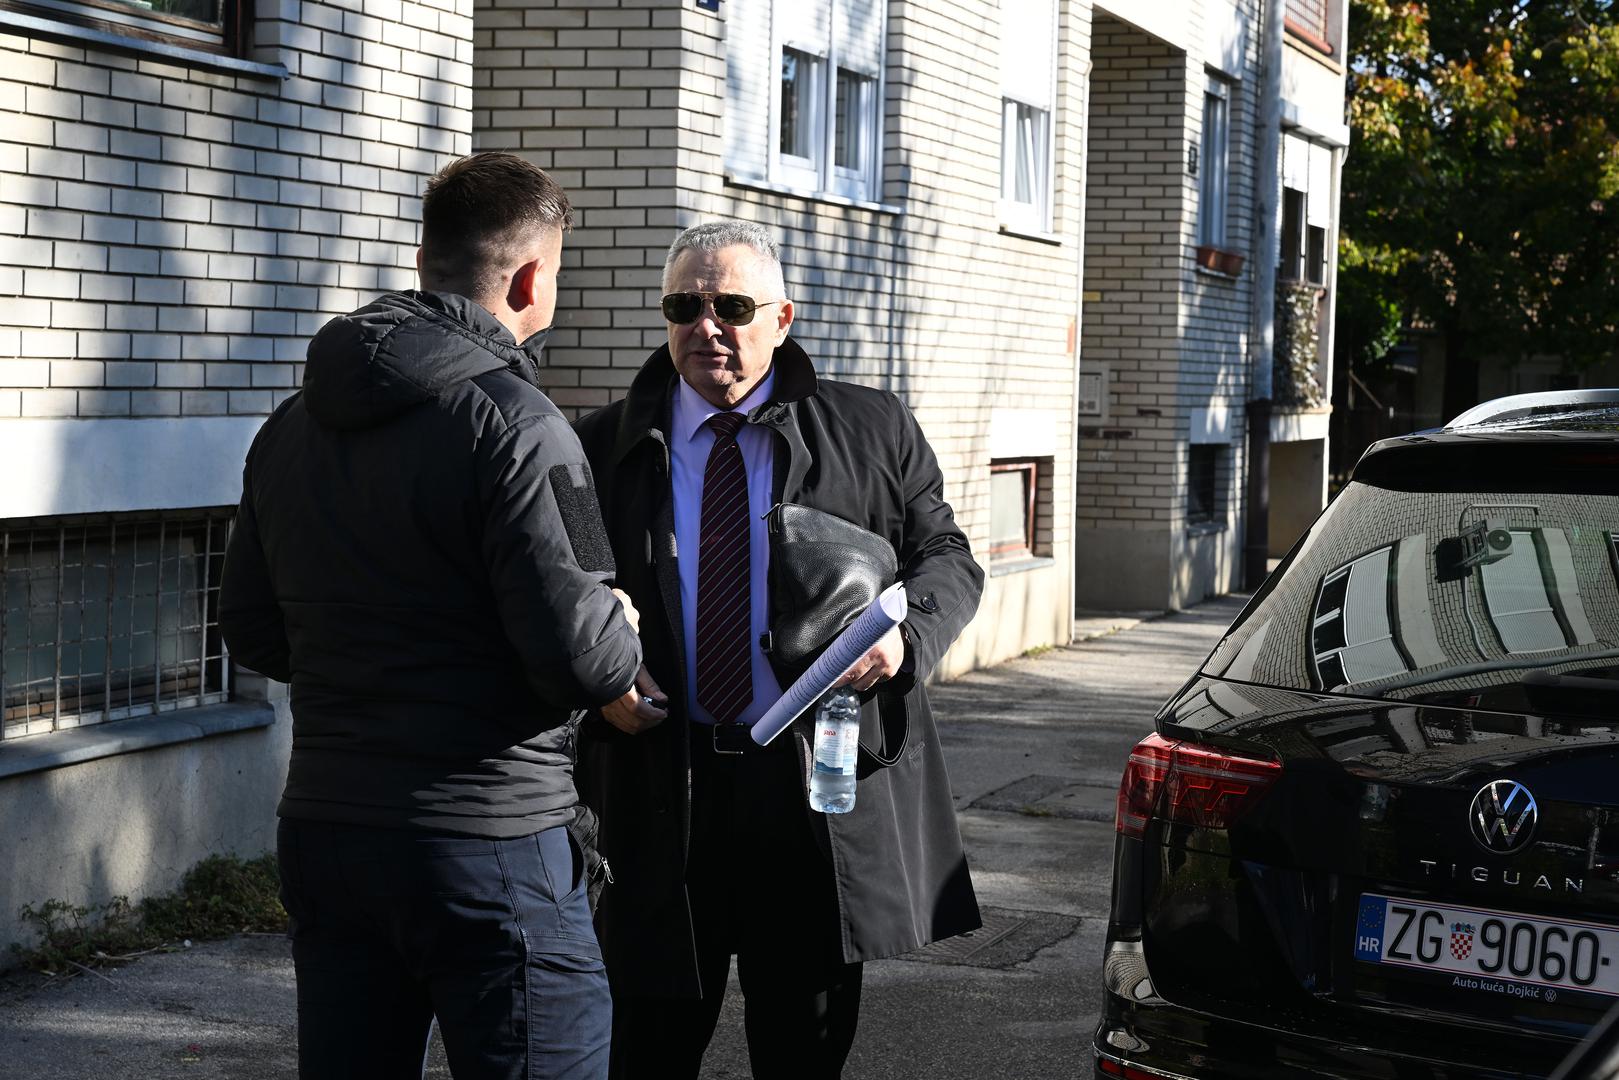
[1,510,233,741]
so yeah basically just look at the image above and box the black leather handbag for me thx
[764,502,898,668]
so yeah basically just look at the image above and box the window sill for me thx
[1283,21,1344,73]
[1194,265,1244,284]
[722,175,902,217]
[0,10,289,79]
[0,700,277,780]
[990,555,1056,577]
[998,224,1063,246]
[1185,521,1227,537]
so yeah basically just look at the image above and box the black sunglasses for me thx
[660,292,784,327]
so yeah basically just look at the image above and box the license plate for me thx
[1355,894,1619,998]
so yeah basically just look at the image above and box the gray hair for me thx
[662,220,786,293]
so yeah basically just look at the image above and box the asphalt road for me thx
[0,597,1245,1079]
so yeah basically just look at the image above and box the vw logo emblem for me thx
[1469,780,1538,855]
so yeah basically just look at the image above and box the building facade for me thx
[0,0,1347,954]
[1075,0,1348,610]
[0,0,470,952]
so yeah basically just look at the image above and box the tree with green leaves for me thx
[1342,0,1619,418]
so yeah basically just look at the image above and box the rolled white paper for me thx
[750,581,908,747]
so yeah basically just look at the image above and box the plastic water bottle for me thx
[809,687,860,814]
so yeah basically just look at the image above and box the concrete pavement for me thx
[0,597,1246,1079]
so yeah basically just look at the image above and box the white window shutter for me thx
[1542,528,1596,645]
[836,0,883,77]
[780,0,832,54]
[1339,547,1407,683]
[1481,531,1565,653]
[1306,142,1334,227]
[1000,0,1055,110]
[1282,132,1310,190]
[724,1,772,181]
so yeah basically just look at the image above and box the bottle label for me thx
[813,722,859,775]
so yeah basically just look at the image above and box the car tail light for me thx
[1097,1055,1180,1079]
[1114,732,1280,838]
[1115,733,1175,838]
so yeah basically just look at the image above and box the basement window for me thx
[2,510,233,742]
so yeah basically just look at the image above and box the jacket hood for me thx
[302,291,549,430]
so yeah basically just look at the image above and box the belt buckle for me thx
[712,722,751,756]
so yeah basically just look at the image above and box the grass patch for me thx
[1020,643,1055,659]
[12,853,286,976]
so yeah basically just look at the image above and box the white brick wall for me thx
[0,0,475,420]
[470,0,681,412]
[1078,16,1191,531]
[1075,2,1260,607]
[472,0,1088,665]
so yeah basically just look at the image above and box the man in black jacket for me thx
[220,153,664,1080]
[573,221,984,1079]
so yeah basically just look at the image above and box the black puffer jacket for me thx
[221,291,640,839]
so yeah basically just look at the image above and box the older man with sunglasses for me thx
[571,220,984,1079]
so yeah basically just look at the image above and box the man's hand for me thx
[599,664,668,735]
[835,624,906,693]
[612,588,640,634]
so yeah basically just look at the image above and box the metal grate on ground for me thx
[1,510,234,741]
[903,907,1084,969]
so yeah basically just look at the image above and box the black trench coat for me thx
[571,337,985,999]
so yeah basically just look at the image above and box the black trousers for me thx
[608,728,864,1080]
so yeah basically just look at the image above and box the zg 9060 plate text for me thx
[1355,894,1619,998]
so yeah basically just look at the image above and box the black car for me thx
[1094,391,1619,1079]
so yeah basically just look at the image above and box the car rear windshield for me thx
[1201,437,1619,716]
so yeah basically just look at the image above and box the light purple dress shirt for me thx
[670,370,784,726]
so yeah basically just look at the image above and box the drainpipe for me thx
[1244,0,1284,590]
[1068,58,1092,642]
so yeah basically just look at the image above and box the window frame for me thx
[778,46,829,192]
[0,0,250,56]
[1000,98,1054,234]
[1198,75,1232,250]
[997,0,1058,235]
[831,65,878,197]
[988,459,1040,561]
[760,0,885,203]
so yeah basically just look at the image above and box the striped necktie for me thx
[694,410,753,724]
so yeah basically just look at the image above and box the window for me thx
[998,0,1057,233]
[725,0,885,202]
[834,67,875,177]
[1198,77,1231,249]
[1001,101,1052,225]
[0,0,249,55]
[779,47,826,185]
[1284,0,1338,56]
[2,511,232,743]
[1281,188,1328,285]
[1309,546,1414,689]
[1187,445,1222,526]
[989,459,1047,562]
[1280,133,1334,284]
[1479,528,1595,654]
